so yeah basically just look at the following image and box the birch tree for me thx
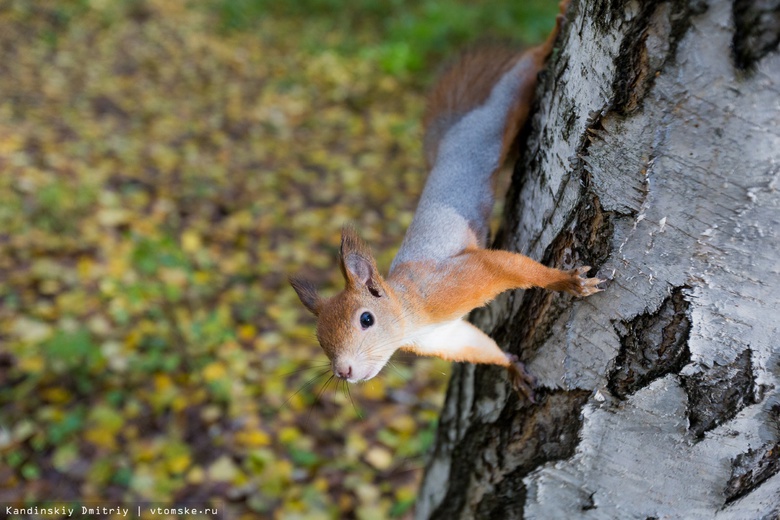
[416,0,780,517]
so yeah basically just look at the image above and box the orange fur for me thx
[388,248,600,328]
[423,1,569,170]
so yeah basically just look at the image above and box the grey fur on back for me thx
[390,56,536,272]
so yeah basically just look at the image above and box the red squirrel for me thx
[290,2,601,400]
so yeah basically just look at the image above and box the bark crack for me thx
[681,348,758,438]
[610,0,694,114]
[607,286,692,399]
[724,440,780,504]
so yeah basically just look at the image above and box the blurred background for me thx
[0,0,557,518]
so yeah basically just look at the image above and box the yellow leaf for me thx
[208,455,239,482]
[171,395,188,412]
[39,279,60,295]
[167,453,191,474]
[238,324,256,342]
[193,271,211,284]
[18,354,45,374]
[85,426,116,450]
[97,208,131,227]
[364,446,393,471]
[135,442,158,463]
[77,257,96,280]
[313,477,329,493]
[200,405,221,423]
[396,485,416,502]
[125,329,143,350]
[154,373,173,391]
[181,230,201,253]
[236,429,271,447]
[0,133,23,154]
[346,432,368,461]
[362,379,385,400]
[264,459,292,484]
[203,361,227,382]
[159,267,188,287]
[186,466,205,485]
[107,255,128,278]
[42,387,70,404]
[278,426,300,444]
[388,415,416,434]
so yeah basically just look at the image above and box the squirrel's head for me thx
[289,227,405,383]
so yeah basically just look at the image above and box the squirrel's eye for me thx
[359,311,374,329]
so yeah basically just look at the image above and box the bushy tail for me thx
[422,46,521,168]
[422,1,569,170]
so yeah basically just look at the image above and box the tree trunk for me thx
[416,0,780,518]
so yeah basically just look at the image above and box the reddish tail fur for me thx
[423,3,569,169]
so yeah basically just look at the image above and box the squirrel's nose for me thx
[335,364,352,379]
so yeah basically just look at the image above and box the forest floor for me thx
[0,1,555,518]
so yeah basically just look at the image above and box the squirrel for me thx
[290,1,601,401]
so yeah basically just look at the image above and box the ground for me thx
[0,1,555,517]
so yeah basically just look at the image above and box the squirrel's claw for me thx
[506,354,536,404]
[566,266,604,297]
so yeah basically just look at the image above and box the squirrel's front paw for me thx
[562,266,604,297]
[506,354,536,403]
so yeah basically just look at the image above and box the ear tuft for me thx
[340,226,372,259]
[289,275,322,316]
[339,226,384,296]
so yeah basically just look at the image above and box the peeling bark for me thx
[416,0,780,517]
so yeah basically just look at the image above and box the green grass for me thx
[211,0,560,76]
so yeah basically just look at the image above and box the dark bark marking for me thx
[724,442,780,503]
[429,390,590,519]
[611,0,693,114]
[682,349,757,438]
[608,286,692,399]
[770,402,780,432]
[582,491,597,511]
[561,98,580,142]
[592,0,635,34]
[732,0,780,71]
[474,476,526,520]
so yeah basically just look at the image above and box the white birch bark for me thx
[416,0,780,517]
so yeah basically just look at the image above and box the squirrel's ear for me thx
[289,276,322,316]
[339,226,384,297]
